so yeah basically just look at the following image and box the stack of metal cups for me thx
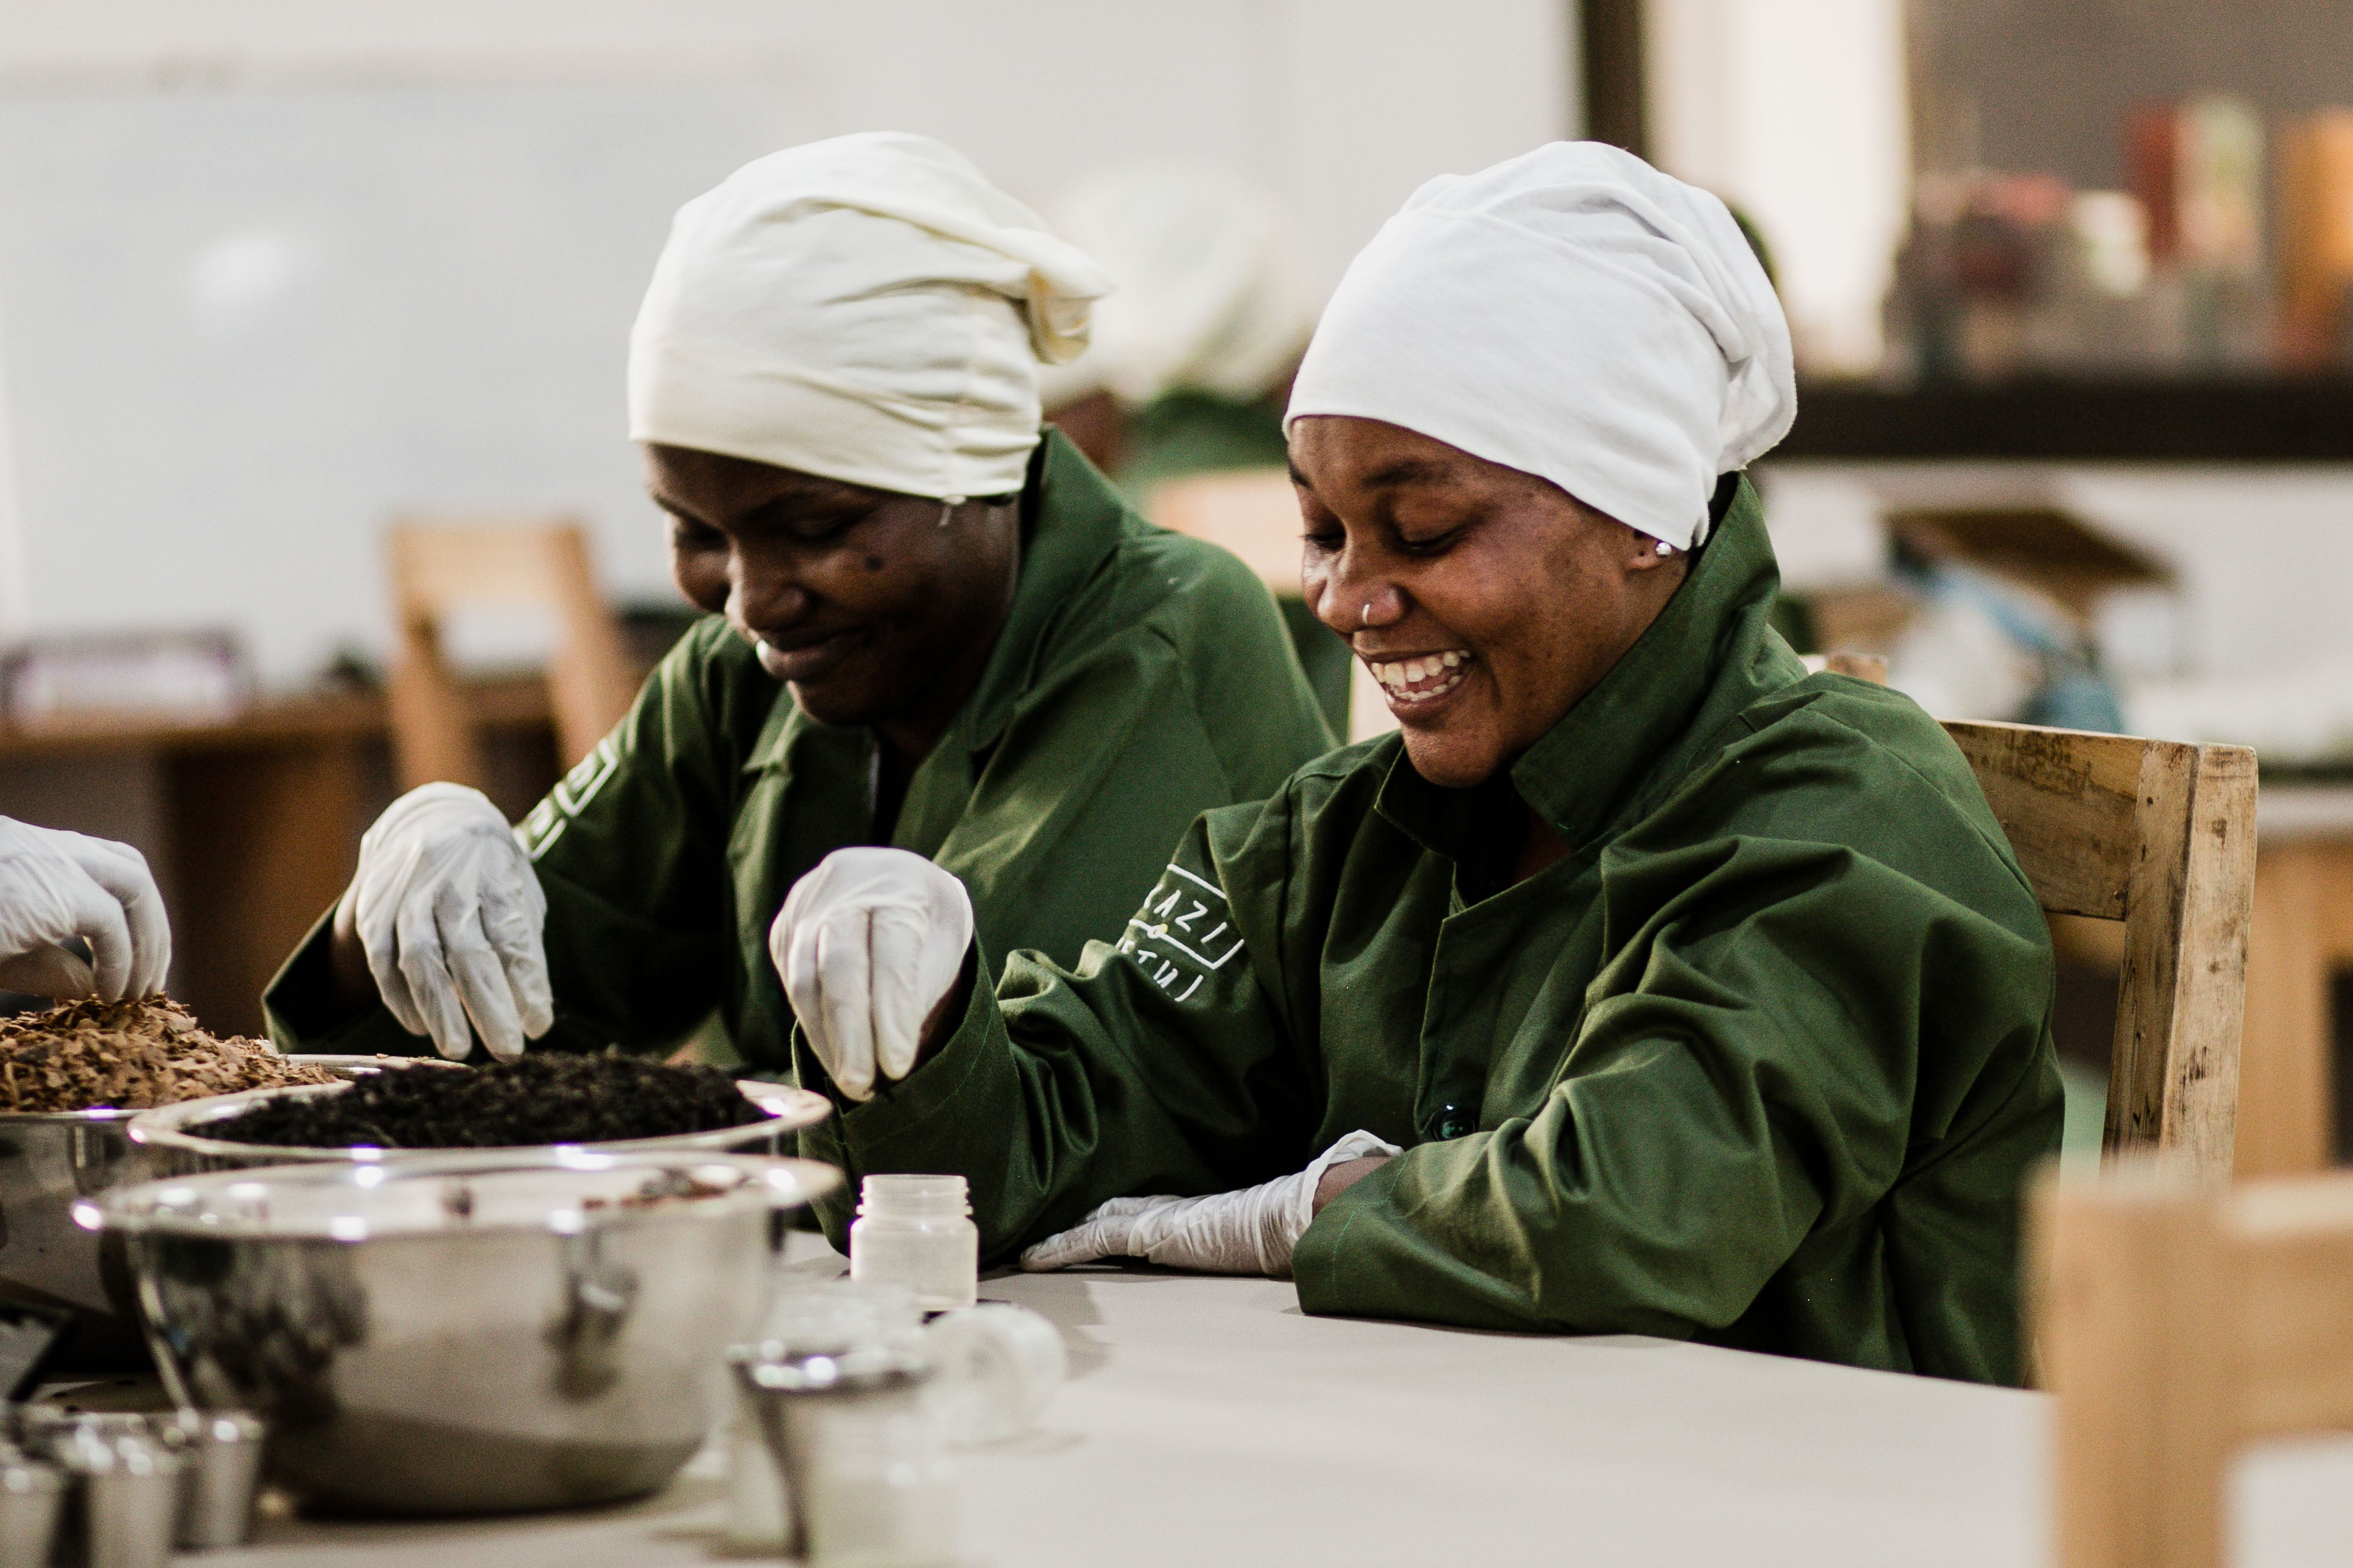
[2,1405,265,1567]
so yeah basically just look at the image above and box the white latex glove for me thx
[349,782,553,1061]
[0,817,170,1001]
[1018,1131,1402,1279]
[769,847,973,1103]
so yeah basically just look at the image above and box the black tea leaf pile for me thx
[201,1052,769,1149]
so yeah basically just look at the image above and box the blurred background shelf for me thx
[1781,377,2353,463]
[0,676,561,1036]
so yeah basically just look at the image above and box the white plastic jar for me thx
[849,1175,977,1311]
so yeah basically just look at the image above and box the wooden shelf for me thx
[1778,377,2353,463]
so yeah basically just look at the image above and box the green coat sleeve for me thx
[264,620,752,1055]
[805,787,1324,1260]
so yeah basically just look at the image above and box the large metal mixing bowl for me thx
[77,1152,841,1515]
[125,1076,832,1177]
[0,1057,455,1341]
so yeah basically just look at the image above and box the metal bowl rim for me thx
[84,1149,843,1240]
[0,1052,449,1126]
[122,1074,831,1161]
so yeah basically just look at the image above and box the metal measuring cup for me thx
[0,1448,64,1568]
[58,1432,183,1568]
[163,1411,265,1550]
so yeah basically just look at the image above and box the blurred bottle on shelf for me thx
[2132,95,2271,372]
[1882,173,2176,381]
[1881,94,2295,383]
[2276,111,2353,370]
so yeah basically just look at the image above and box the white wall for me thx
[1646,0,1909,373]
[0,0,1573,687]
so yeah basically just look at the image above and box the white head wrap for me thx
[1036,161,1321,411]
[1284,142,1794,550]
[628,132,1112,499]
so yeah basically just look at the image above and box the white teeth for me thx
[1365,652,1471,698]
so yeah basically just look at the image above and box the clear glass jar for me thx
[849,1175,977,1311]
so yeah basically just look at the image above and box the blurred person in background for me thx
[1041,162,1350,730]
[771,143,2061,1384]
[0,816,169,1004]
[263,133,1332,1070]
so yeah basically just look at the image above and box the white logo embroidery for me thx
[1115,863,1244,1004]
[519,734,622,861]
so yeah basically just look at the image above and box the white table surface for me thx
[199,1237,2352,1568]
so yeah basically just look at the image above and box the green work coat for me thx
[1113,389,1353,736]
[264,430,1336,1070]
[797,475,2063,1385]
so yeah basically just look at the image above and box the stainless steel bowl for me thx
[125,1075,830,1176]
[77,1152,841,1516]
[0,1057,454,1337]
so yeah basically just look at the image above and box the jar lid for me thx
[857,1172,971,1217]
[732,1342,931,1397]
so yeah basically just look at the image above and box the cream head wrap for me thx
[1284,142,1794,551]
[1038,161,1321,410]
[628,132,1112,500]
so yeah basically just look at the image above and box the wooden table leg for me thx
[2239,842,2336,1177]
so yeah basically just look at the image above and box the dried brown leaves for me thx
[0,997,340,1114]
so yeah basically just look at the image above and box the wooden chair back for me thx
[1802,654,2258,1173]
[1945,720,2256,1174]
[385,519,638,792]
[2035,1163,2353,1568]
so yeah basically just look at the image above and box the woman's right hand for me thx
[768,848,974,1101]
[341,783,554,1061]
[0,817,171,1001]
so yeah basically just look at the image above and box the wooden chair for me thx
[2035,1161,2353,1568]
[385,519,639,792]
[1803,653,2258,1173]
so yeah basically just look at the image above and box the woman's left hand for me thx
[1018,1131,1399,1279]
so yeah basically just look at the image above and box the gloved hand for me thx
[348,782,553,1061]
[769,847,973,1102]
[0,817,170,1000]
[1018,1131,1402,1278]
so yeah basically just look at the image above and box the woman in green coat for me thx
[264,133,1333,1070]
[769,143,2062,1384]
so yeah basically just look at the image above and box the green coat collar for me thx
[743,426,1135,780]
[1377,475,1797,864]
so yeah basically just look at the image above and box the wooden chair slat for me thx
[384,518,638,793]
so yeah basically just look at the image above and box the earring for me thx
[938,494,967,529]
[1654,539,1673,557]
[1361,602,1375,627]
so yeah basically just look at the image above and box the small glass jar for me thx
[849,1175,977,1311]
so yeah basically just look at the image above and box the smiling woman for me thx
[775,142,2065,1388]
[1290,419,1687,796]
[648,447,1026,836]
[262,133,1333,1089]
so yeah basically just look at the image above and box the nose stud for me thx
[1361,602,1374,627]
